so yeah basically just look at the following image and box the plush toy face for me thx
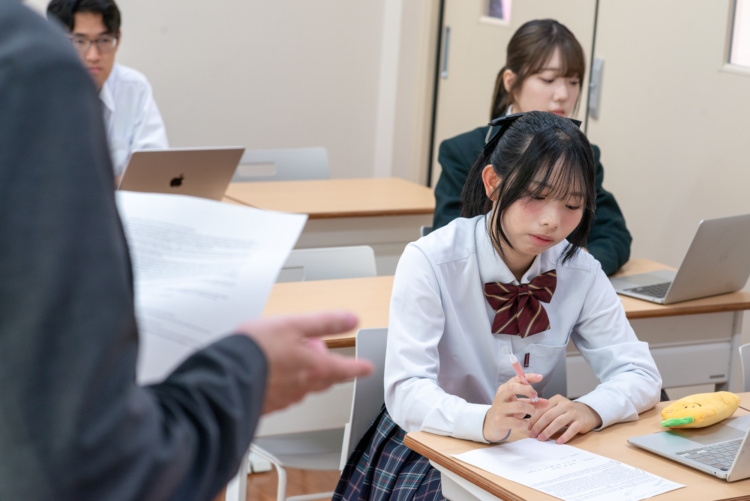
[661,391,740,428]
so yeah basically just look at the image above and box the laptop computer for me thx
[117,147,244,201]
[628,414,750,482]
[609,214,750,304]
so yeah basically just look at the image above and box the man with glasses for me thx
[47,0,168,179]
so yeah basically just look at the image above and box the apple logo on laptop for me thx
[170,175,184,188]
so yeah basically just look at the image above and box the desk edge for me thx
[404,434,527,501]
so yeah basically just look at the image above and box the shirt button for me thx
[502,346,509,355]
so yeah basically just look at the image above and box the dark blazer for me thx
[0,4,266,500]
[433,124,632,275]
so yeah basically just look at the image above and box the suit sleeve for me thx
[432,129,485,231]
[586,145,632,275]
[0,8,264,501]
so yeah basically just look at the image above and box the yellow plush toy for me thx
[660,391,740,428]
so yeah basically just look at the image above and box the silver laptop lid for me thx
[610,214,750,304]
[118,147,244,201]
[665,214,750,303]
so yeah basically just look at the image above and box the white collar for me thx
[98,65,117,114]
[474,214,567,285]
[99,81,115,114]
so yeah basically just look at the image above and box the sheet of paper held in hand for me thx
[116,191,307,384]
[454,438,684,501]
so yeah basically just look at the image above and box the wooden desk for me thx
[263,275,394,349]
[567,258,750,396]
[405,394,750,501]
[612,259,750,320]
[224,178,435,275]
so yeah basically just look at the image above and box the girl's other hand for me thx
[483,373,548,442]
[527,395,602,444]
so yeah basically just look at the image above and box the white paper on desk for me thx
[115,191,307,385]
[454,439,684,501]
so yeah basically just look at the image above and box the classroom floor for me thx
[216,468,341,501]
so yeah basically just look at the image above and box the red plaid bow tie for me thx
[483,270,557,338]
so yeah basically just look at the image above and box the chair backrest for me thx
[740,343,750,392]
[231,147,330,182]
[277,245,377,282]
[341,327,388,468]
[420,225,433,237]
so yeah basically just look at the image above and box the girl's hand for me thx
[527,395,602,444]
[483,373,548,442]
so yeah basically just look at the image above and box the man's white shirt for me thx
[100,63,168,176]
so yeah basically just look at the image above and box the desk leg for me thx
[720,310,745,392]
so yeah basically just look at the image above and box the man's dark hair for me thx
[47,0,122,34]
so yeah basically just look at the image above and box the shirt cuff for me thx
[574,394,615,430]
[454,403,495,443]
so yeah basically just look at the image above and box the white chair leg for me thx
[249,451,273,473]
[225,452,248,501]
[287,492,336,501]
[274,462,288,501]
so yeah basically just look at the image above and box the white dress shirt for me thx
[385,215,661,443]
[100,63,168,176]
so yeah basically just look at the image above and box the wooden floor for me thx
[216,468,341,501]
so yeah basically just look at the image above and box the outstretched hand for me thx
[237,311,374,414]
[483,373,549,442]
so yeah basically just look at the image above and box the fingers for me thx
[303,354,374,392]
[247,311,371,415]
[528,399,599,443]
[501,380,540,402]
[556,421,584,444]
[237,311,358,344]
[277,310,359,339]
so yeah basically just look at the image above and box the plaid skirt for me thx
[333,405,446,501]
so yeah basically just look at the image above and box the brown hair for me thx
[490,19,585,120]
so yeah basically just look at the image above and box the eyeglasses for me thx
[69,35,119,54]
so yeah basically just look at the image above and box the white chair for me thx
[249,327,388,501]
[277,245,377,283]
[231,147,329,182]
[740,342,750,392]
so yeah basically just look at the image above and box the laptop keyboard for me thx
[624,282,671,299]
[676,439,742,471]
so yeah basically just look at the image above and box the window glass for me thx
[485,0,511,21]
[731,0,750,67]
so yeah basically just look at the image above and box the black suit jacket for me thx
[0,4,266,500]
[432,124,632,275]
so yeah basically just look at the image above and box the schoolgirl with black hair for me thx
[335,111,661,501]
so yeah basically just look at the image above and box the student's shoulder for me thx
[589,143,602,165]
[440,125,489,152]
[410,216,480,266]
[110,63,152,87]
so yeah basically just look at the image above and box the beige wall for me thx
[25,0,750,274]
[26,0,438,182]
